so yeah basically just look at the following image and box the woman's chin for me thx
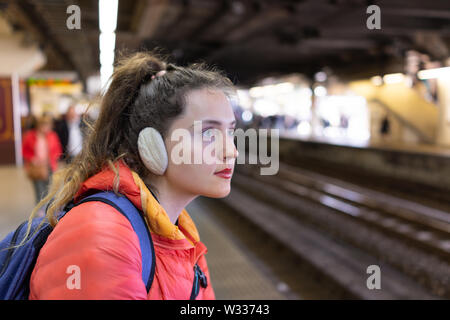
[202,185,231,198]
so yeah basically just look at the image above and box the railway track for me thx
[282,157,450,213]
[217,163,450,298]
[246,162,450,260]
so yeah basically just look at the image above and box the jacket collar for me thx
[73,159,200,245]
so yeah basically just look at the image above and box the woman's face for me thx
[164,87,238,198]
[37,121,52,134]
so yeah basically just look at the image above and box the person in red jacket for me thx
[22,114,62,206]
[27,52,238,300]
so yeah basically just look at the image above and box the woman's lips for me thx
[214,168,232,179]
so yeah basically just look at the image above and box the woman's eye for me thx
[201,128,235,141]
[227,128,235,137]
[202,128,215,140]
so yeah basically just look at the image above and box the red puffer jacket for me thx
[22,129,62,172]
[29,159,215,300]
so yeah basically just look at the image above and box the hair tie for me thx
[132,70,167,108]
[151,70,167,80]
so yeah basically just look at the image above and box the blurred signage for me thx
[0,79,13,142]
[0,78,15,165]
[27,78,73,86]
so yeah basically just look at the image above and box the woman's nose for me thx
[223,134,238,161]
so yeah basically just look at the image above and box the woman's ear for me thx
[138,127,168,175]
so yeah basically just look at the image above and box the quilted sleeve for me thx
[29,201,148,300]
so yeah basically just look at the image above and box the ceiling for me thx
[2,0,450,86]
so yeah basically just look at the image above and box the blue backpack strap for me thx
[74,191,155,292]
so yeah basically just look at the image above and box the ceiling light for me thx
[99,0,118,33]
[382,73,404,84]
[417,66,450,80]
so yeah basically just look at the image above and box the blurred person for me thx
[321,117,330,129]
[273,115,284,130]
[54,105,88,164]
[340,114,349,137]
[22,113,63,208]
[24,52,238,300]
[261,116,273,129]
[380,115,391,142]
[283,115,297,131]
[340,114,348,130]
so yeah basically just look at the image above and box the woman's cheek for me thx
[202,148,217,165]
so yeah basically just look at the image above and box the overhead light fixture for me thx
[314,71,327,82]
[314,85,327,97]
[274,82,294,94]
[241,110,253,122]
[98,0,118,89]
[370,76,383,86]
[249,86,264,98]
[382,73,404,84]
[99,50,115,66]
[249,82,295,98]
[100,64,114,84]
[99,0,118,33]
[99,32,116,54]
[417,66,450,80]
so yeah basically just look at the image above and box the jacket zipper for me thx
[189,263,208,300]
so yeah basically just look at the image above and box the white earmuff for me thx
[137,127,168,175]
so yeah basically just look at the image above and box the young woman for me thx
[28,52,238,299]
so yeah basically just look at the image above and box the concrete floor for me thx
[187,198,288,299]
[0,165,289,300]
[0,165,37,239]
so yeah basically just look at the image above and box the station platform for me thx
[0,165,291,300]
[275,133,450,197]
[280,132,450,158]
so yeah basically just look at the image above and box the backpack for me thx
[0,191,155,300]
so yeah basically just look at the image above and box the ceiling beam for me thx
[383,8,450,19]
[135,0,171,39]
[5,0,79,76]
[186,0,230,41]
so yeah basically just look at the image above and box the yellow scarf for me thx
[130,171,200,245]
